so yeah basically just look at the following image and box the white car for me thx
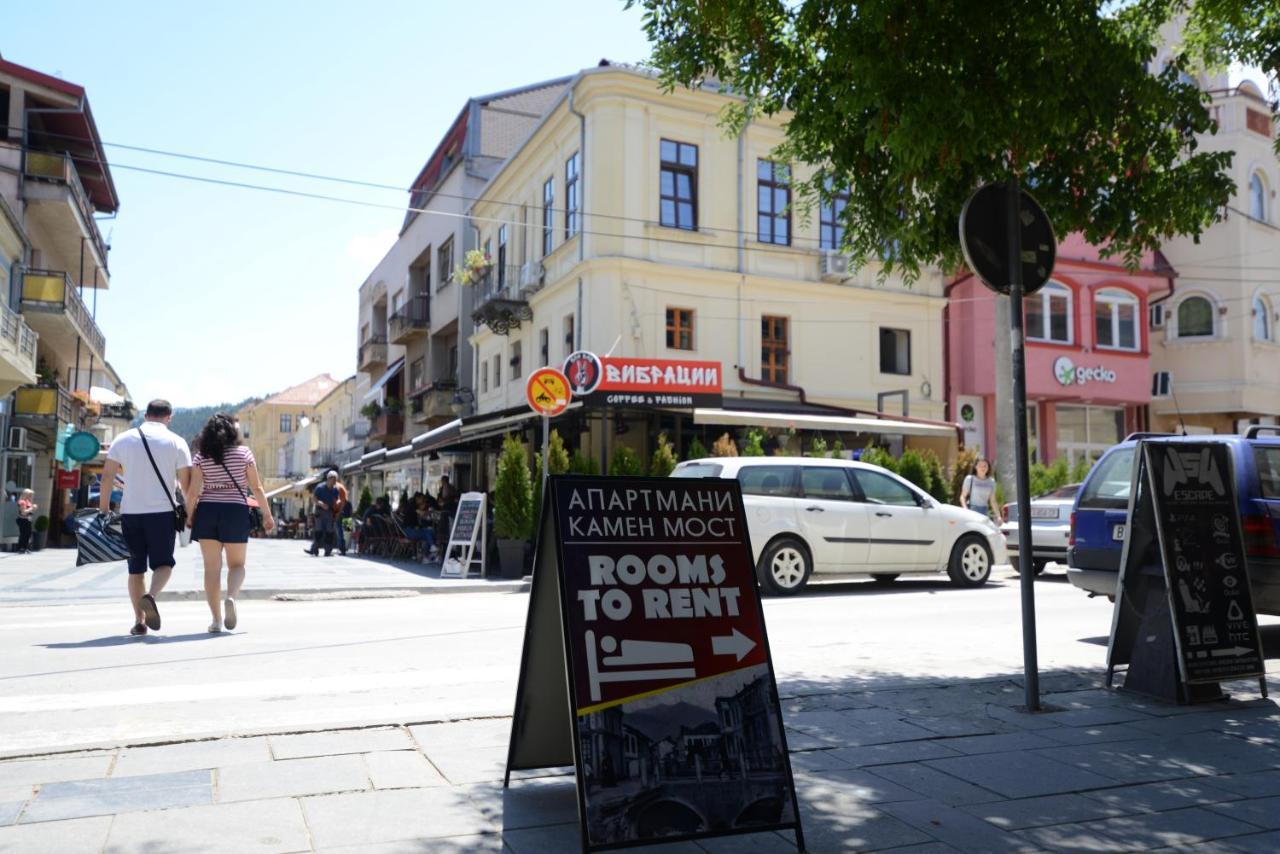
[671,456,1007,595]
[999,483,1079,574]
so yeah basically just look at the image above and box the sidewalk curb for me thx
[160,581,530,601]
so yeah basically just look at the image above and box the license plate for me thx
[1113,524,1127,541]
[1031,507,1059,519]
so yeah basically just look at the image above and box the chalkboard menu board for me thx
[452,497,481,544]
[1108,441,1265,699]
[441,492,486,579]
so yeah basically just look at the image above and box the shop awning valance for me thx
[692,408,958,439]
[410,418,462,454]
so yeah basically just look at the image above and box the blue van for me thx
[1067,427,1280,614]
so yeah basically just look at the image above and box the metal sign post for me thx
[961,179,1058,713]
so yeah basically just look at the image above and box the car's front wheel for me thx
[947,535,992,587]
[758,538,812,596]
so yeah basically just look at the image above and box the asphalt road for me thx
[0,540,1143,757]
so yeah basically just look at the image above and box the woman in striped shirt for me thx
[185,414,275,632]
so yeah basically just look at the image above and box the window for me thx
[448,345,458,381]
[801,467,856,501]
[497,226,508,289]
[1025,281,1073,343]
[1176,295,1215,338]
[279,414,292,433]
[481,358,489,393]
[1056,405,1125,468]
[1254,294,1273,342]
[757,159,791,245]
[1152,371,1172,397]
[737,465,800,498]
[1250,171,1268,221]
[565,153,580,238]
[409,357,425,391]
[879,328,911,375]
[510,341,522,380]
[666,308,694,350]
[819,179,849,250]
[851,469,919,506]
[1094,288,1139,350]
[542,177,554,257]
[438,239,453,286]
[1077,448,1135,510]
[493,354,501,387]
[1255,447,1280,500]
[659,139,697,230]
[539,328,550,366]
[761,315,789,384]
[564,314,575,357]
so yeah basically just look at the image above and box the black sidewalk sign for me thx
[1107,440,1267,702]
[505,475,805,853]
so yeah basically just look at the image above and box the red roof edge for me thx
[0,58,85,100]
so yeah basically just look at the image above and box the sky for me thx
[4,0,653,407]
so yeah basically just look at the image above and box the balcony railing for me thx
[346,420,371,441]
[23,150,110,267]
[471,266,533,335]
[14,384,74,422]
[409,379,458,423]
[98,402,136,421]
[369,411,404,442]
[388,295,430,344]
[20,269,107,358]
[358,335,388,371]
[0,302,38,377]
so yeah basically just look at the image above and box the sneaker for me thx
[224,597,238,631]
[140,594,161,631]
[303,548,317,557]
[129,623,147,637]
[208,621,223,633]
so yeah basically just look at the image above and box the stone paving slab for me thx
[21,768,212,824]
[878,799,1034,852]
[362,750,449,790]
[113,736,272,777]
[960,793,1130,831]
[924,752,1115,799]
[825,740,964,768]
[270,726,413,760]
[0,814,112,854]
[103,796,311,853]
[0,753,114,789]
[1207,795,1280,831]
[1210,769,1280,797]
[1089,805,1263,849]
[1080,779,1244,814]
[1219,830,1280,853]
[300,787,494,849]
[216,754,370,802]
[0,800,22,827]
[868,763,1002,806]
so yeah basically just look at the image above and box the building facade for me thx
[948,235,1172,466]
[1,56,131,542]
[236,374,338,489]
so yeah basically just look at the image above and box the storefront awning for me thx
[264,474,321,499]
[362,357,405,403]
[692,408,959,439]
[341,460,362,475]
[360,449,387,466]
[385,444,414,463]
[410,418,462,453]
[459,403,583,444]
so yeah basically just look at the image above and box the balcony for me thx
[388,295,430,345]
[98,401,136,422]
[0,302,39,395]
[23,151,110,286]
[409,379,458,425]
[20,270,107,364]
[471,266,533,335]
[369,411,404,445]
[358,335,388,372]
[346,420,371,442]
[14,384,75,423]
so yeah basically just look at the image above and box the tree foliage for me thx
[742,428,767,456]
[610,444,646,476]
[685,436,709,460]
[495,436,535,541]
[949,446,981,506]
[711,432,739,457]
[629,0,1235,276]
[896,450,933,494]
[650,432,679,476]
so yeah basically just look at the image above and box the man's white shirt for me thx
[107,422,192,515]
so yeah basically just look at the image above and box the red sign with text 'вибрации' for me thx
[565,353,723,408]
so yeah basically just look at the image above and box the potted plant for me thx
[359,402,381,419]
[384,397,403,415]
[494,435,534,578]
[32,515,49,551]
[453,249,492,287]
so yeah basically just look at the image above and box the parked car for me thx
[671,456,1007,595]
[1067,428,1280,614]
[1000,483,1079,574]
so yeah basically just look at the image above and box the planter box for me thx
[496,538,526,579]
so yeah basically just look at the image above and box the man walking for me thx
[307,471,340,557]
[100,400,192,636]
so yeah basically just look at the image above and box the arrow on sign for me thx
[711,628,756,662]
[1210,646,1255,657]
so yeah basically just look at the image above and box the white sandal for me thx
[208,621,223,633]
[224,597,238,631]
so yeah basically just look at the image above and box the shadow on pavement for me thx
[40,632,234,649]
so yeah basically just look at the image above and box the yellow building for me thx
[236,374,339,489]
[466,63,956,470]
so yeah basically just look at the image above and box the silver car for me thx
[999,484,1079,574]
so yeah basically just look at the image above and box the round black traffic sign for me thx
[959,183,1057,296]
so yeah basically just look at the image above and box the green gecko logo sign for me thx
[1053,356,1117,386]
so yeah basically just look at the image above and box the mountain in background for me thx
[134,398,260,443]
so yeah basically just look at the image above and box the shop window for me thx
[761,315,789,384]
[659,139,697,230]
[1025,281,1073,344]
[1250,171,1268,222]
[1176,295,1215,338]
[1056,404,1125,468]
[1094,288,1139,351]
[666,307,694,350]
[757,160,791,245]
[879,328,911,375]
[819,178,848,250]
[1254,294,1273,342]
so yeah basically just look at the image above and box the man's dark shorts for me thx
[192,501,250,544]
[121,512,177,574]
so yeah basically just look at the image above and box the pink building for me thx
[947,235,1173,466]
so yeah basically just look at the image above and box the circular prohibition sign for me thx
[526,367,571,417]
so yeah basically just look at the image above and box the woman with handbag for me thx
[185,414,275,632]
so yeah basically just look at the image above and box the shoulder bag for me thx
[138,427,188,533]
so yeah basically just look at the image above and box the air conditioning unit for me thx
[820,251,850,281]
[520,261,545,291]
[1152,371,1172,397]
[7,427,26,450]
[1149,303,1166,329]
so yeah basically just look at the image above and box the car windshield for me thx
[1078,448,1135,510]
[1255,446,1280,499]
[671,463,723,479]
